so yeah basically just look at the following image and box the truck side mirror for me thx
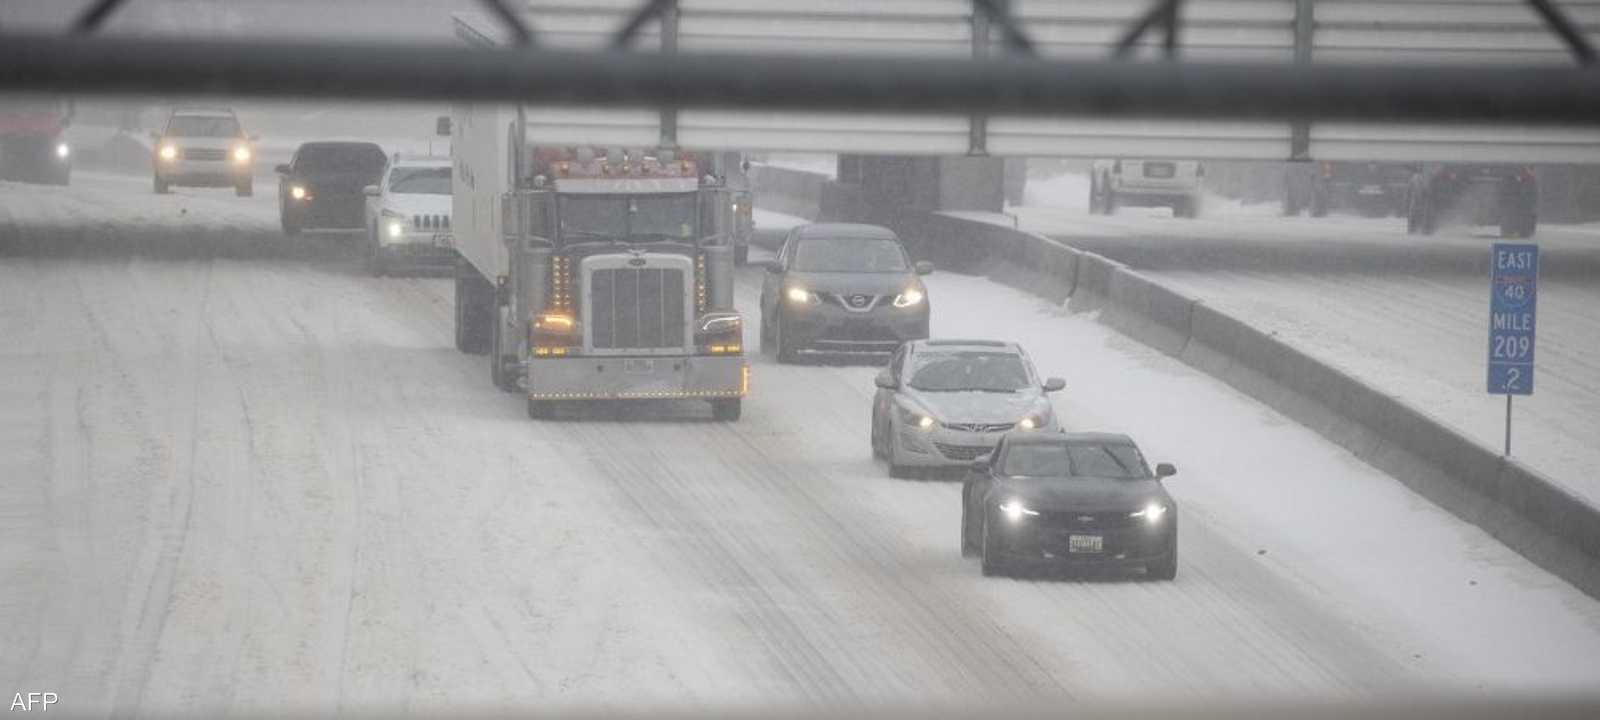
[1155,463,1177,478]
[436,116,452,136]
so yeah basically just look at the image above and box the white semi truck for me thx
[448,106,748,421]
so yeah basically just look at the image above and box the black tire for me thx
[153,175,170,195]
[489,307,519,394]
[960,500,979,558]
[236,179,253,197]
[710,398,742,421]
[526,397,553,420]
[1146,540,1178,581]
[870,410,883,459]
[365,226,386,276]
[980,516,1006,578]
[885,427,917,479]
[1310,191,1329,218]
[453,267,493,355]
[734,243,749,266]
[774,312,800,365]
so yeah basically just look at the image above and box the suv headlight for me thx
[892,287,925,308]
[232,146,252,163]
[897,405,937,431]
[785,286,820,306]
[158,145,178,161]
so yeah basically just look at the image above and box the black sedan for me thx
[275,141,388,235]
[961,432,1178,580]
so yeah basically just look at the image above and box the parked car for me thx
[1408,163,1538,238]
[961,432,1179,580]
[275,141,388,235]
[1089,159,1203,218]
[150,107,255,196]
[362,154,455,275]
[758,223,931,363]
[871,339,1065,478]
[1284,161,1419,218]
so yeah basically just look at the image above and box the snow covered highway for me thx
[4,174,1600,715]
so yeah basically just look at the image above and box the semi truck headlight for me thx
[785,286,820,306]
[289,185,306,200]
[999,499,1039,523]
[892,287,925,308]
[386,220,405,239]
[232,146,252,163]
[159,145,178,161]
[1130,503,1168,524]
[697,312,743,354]
[54,142,70,159]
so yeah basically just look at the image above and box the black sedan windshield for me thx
[908,352,1030,392]
[297,145,387,174]
[1002,443,1151,479]
[793,237,908,273]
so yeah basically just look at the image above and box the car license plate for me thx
[623,358,655,374]
[1358,184,1385,195]
[1068,534,1103,553]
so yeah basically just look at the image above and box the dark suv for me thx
[275,141,387,235]
[759,223,932,363]
[1407,164,1538,238]
[1285,161,1419,218]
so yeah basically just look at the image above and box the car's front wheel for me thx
[1147,541,1178,581]
[960,499,979,558]
[235,178,253,197]
[774,312,800,364]
[980,515,1006,577]
[153,175,170,195]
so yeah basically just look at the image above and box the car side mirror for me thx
[914,260,934,275]
[274,163,291,175]
[764,260,783,274]
[971,454,991,471]
[874,370,896,390]
[1155,463,1177,478]
[1042,377,1065,393]
[362,185,381,197]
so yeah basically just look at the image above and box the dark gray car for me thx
[758,223,931,363]
[961,432,1179,580]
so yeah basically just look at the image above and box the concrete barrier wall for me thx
[750,164,825,221]
[920,212,1600,601]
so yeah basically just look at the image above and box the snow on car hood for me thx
[905,388,1048,425]
[997,477,1170,513]
[786,270,919,297]
[382,192,450,217]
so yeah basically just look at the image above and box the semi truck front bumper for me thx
[525,354,748,400]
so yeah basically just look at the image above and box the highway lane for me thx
[2,176,1599,716]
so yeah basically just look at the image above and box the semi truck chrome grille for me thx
[590,267,686,350]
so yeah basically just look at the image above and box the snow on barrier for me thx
[920,212,1600,600]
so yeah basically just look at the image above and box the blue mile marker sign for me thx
[1487,243,1538,396]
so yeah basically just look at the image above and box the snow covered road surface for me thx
[3,179,1600,716]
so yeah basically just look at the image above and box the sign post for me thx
[1487,243,1539,456]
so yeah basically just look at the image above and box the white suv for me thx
[362,155,454,275]
[1089,159,1204,218]
[151,108,256,196]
